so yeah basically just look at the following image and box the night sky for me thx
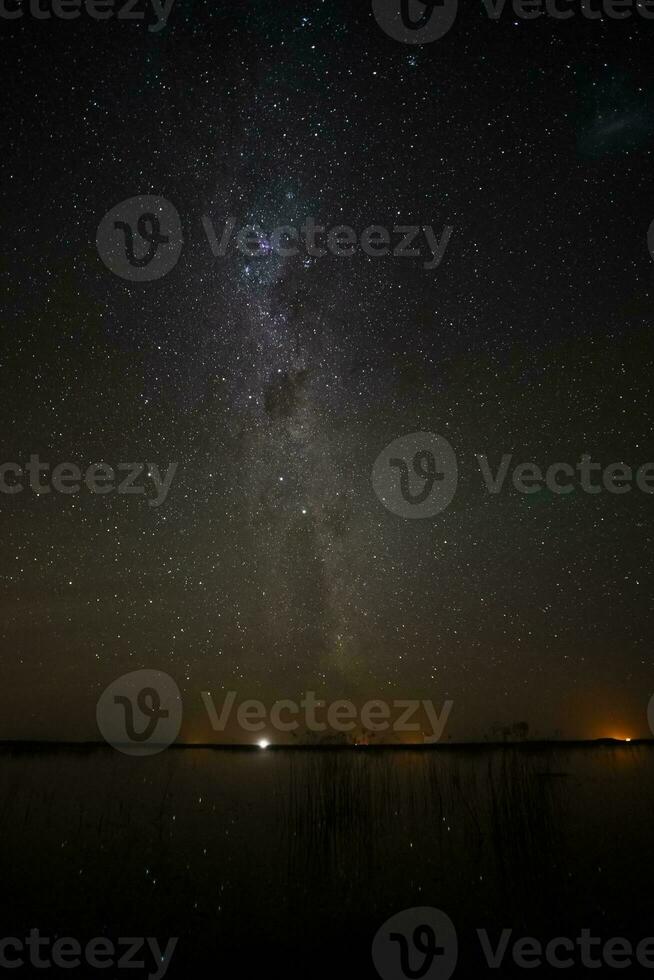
[2,0,653,741]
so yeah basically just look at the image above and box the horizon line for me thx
[0,737,650,751]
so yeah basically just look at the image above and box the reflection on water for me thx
[0,744,651,974]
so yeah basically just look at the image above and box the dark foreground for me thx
[0,743,652,977]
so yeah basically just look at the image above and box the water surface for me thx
[1,743,651,976]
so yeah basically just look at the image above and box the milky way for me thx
[2,0,654,740]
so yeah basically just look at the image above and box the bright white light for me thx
[258,740,270,749]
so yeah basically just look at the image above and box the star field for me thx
[2,0,653,741]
